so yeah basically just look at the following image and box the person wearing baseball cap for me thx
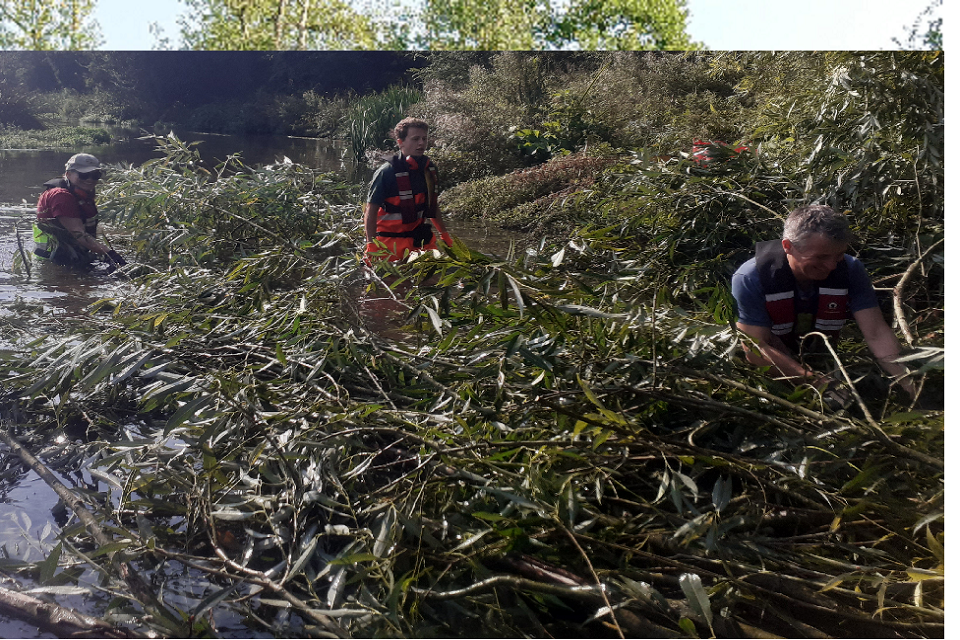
[33,152,127,268]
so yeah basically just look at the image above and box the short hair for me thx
[394,117,428,141]
[782,205,854,247]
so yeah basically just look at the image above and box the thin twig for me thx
[557,521,625,639]
[411,574,603,600]
[724,191,784,218]
[816,332,876,425]
[14,223,32,281]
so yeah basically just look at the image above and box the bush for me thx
[345,84,423,163]
[280,90,353,138]
[0,85,44,129]
[55,88,140,126]
[97,134,359,267]
[440,151,617,233]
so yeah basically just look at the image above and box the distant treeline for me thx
[0,51,427,135]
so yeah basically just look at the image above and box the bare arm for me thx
[363,203,378,242]
[736,322,831,387]
[57,217,109,254]
[852,306,917,396]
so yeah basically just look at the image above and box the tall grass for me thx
[346,84,423,162]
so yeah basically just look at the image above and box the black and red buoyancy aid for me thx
[377,154,439,236]
[40,178,99,222]
[755,239,850,350]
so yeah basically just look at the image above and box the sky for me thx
[94,0,941,50]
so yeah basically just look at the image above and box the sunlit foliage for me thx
[178,0,383,49]
[417,0,699,50]
[174,0,699,50]
[0,0,102,49]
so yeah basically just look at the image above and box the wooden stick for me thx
[0,585,147,639]
[14,223,32,281]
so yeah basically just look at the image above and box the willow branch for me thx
[0,586,147,639]
[668,364,943,469]
[0,423,186,635]
[892,238,943,347]
[556,522,625,639]
[412,575,602,600]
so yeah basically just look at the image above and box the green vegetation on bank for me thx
[0,125,111,148]
[0,50,944,638]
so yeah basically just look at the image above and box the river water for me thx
[0,129,516,636]
[0,129,515,314]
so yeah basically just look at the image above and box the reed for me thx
[346,84,423,163]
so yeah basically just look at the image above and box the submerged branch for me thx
[0,586,148,639]
[0,421,187,636]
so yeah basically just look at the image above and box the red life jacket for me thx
[376,154,439,238]
[691,140,750,166]
[755,239,850,351]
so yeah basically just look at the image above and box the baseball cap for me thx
[65,153,101,172]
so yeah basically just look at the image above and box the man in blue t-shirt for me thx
[732,205,915,400]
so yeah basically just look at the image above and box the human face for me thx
[68,169,102,191]
[397,127,428,158]
[783,234,848,283]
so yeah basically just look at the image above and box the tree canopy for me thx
[416,0,699,50]
[177,0,383,49]
[0,0,699,50]
[0,0,102,49]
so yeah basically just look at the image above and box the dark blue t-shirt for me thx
[732,254,879,329]
[366,162,396,207]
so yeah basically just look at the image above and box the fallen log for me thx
[0,585,149,639]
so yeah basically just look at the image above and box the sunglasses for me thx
[76,170,103,180]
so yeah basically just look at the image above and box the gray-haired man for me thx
[731,205,915,402]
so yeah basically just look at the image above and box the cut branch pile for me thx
[0,129,942,637]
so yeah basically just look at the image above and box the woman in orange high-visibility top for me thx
[363,118,452,263]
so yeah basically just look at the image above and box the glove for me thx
[822,381,854,412]
[364,242,380,267]
[106,250,127,267]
